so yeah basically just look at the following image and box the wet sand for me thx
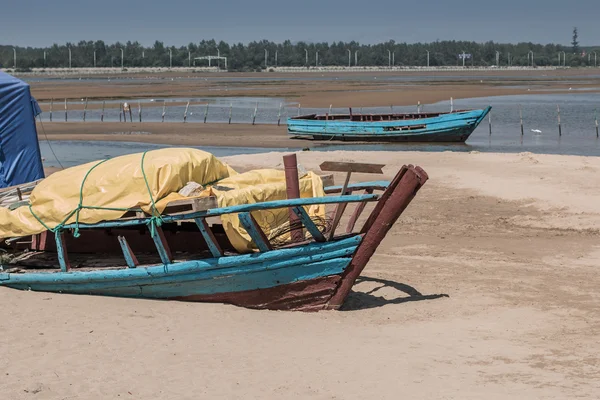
[29,69,600,109]
[2,150,600,399]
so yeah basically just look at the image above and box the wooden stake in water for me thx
[297,103,301,116]
[64,98,68,122]
[252,101,258,125]
[83,98,88,122]
[488,111,492,135]
[229,102,233,124]
[203,103,209,123]
[450,97,454,112]
[519,104,524,135]
[101,100,105,122]
[557,104,562,136]
[277,102,282,126]
[417,101,421,113]
[128,106,133,123]
[595,108,599,138]
[183,101,190,123]
[162,102,166,122]
[49,98,53,122]
[138,101,142,123]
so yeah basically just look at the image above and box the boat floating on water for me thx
[287,106,492,143]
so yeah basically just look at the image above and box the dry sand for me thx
[2,150,599,399]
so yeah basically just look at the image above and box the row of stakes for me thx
[45,97,600,138]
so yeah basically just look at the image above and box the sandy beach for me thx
[2,149,599,399]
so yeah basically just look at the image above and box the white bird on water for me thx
[531,129,542,134]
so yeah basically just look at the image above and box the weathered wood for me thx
[117,236,139,268]
[328,171,353,240]
[324,180,389,194]
[162,196,218,216]
[318,173,335,188]
[238,212,272,252]
[55,232,70,272]
[327,165,428,309]
[292,206,325,242]
[152,227,172,265]
[61,194,381,231]
[194,218,223,257]
[320,161,385,174]
[175,275,342,311]
[346,188,374,233]
[283,154,303,242]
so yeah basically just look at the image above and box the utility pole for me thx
[304,48,308,66]
[495,51,499,66]
[13,48,16,69]
[388,50,391,67]
[316,51,319,66]
[275,50,278,67]
[392,51,395,66]
[169,48,172,68]
[93,50,96,68]
[68,47,72,69]
[120,48,124,70]
[355,50,358,66]
[426,50,430,67]
[43,50,46,67]
[462,51,465,67]
[264,49,268,68]
[347,49,351,67]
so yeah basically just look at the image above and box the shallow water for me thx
[39,141,288,168]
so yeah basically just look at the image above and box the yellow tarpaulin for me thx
[0,148,325,253]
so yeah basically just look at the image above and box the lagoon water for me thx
[39,93,600,167]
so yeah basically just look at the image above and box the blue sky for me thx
[2,0,599,47]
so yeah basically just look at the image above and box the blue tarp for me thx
[0,71,45,188]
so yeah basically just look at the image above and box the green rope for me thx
[28,150,164,238]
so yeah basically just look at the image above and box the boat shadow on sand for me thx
[341,276,449,311]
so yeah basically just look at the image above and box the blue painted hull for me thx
[0,236,361,302]
[287,107,491,142]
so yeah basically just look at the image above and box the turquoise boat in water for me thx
[287,106,492,142]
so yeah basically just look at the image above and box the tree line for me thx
[1,39,598,71]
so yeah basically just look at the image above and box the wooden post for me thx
[55,231,70,272]
[277,102,282,126]
[595,108,599,138]
[138,101,142,122]
[203,103,209,123]
[252,101,258,125]
[64,98,68,122]
[557,105,562,136]
[119,103,122,122]
[488,110,492,135]
[519,104,524,135]
[162,102,166,122]
[283,154,303,243]
[183,101,190,123]
[229,102,233,124]
[128,105,132,122]
[83,98,88,121]
[101,100,105,122]
[49,98,53,122]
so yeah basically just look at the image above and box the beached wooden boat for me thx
[0,159,428,311]
[287,106,492,142]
